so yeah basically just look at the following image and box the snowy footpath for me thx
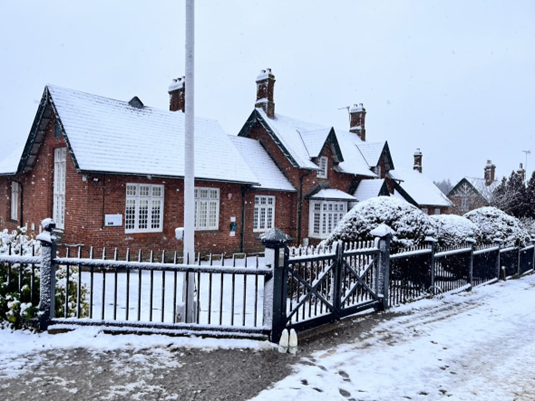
[0,274,534,400]
[253,275,535,401]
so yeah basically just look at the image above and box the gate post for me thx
[258,228,293,343]
[466,237,475,288]
[36,218,57,331]
[371,225,393,311]
[494,239,502,280]
[332,241,344,320]
[425,237,438,293]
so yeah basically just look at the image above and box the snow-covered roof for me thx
[0,146,23,176]
[353,179,386,201]
[253,108,376,178]
[389,168,453,207]
[227,136,295,191]
[300,127,331,158]
[465,177,499,202]
[38,85,259,184]
[333,129,377,177]
[357,142,385,167]
[310,188,356,201]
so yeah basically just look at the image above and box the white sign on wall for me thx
[105,214,123,227]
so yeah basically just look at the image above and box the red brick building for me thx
[0,84,294,255]
[0,69,449,253]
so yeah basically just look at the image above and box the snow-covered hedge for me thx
[430,214,482,249]
[324,197,435,251]
[464,207,531,247]
[0,228,89,329]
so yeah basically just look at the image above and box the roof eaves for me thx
[46,87,82,173]
[17,88,50,174]
[322,128,344,163]
[393,181,418,207]
[78,168,261,186]
[252,109,306,169]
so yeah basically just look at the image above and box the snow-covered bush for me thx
[430,214,482,249]
[519,217,535,236]
[0,228,89,329]
[464,207,531,247]
[324,197,435,252]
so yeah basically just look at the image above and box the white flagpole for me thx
[183,0,196,323]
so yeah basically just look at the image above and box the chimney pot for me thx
[255,68,276,118]
[349,103,366,141]
[413,148,423,173]
[484,160,496,186]
[169,76,186,112]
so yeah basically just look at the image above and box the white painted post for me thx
[182,0,196,323]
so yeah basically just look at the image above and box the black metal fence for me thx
[1,228,534,343]
[387,240,535,306]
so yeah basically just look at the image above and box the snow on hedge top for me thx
[389,167,453,207]
[228,136,295,191]
[464,207,531,246]
[46,85,258,184]
[430,214,481,248]
[324,196,434,249]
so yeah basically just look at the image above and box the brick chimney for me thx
[255,68,275,118]
[349,103,366,141]
[484,160,496,186]
[517,163,525,182]
[413,148,422,173]
[169,76,185,112]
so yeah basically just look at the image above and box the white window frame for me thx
[10,181,19,221]
[317,156,328,179]
[194,187,220,230]
[254,195,275,232]
[309,200,347,239]
[421,207,428,214]
[460,197,469,212]
[53,148,67,230]
[434,208,441,215]
[125,183,164,234]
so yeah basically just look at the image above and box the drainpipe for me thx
[240,185,250,252]
[297,171,312,245]
[9,178,23,227]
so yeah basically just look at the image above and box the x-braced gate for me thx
[265,236,389,342]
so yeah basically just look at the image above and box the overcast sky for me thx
[1,0,534,184]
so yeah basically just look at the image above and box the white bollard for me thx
[278,329,289,353]
[289,329,298,355]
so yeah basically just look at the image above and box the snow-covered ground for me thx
[253,274,535,400]
[0,273,534,400]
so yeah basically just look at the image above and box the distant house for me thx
[448,160,499,214]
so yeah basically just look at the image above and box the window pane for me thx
[140,186,150,196]
[254,207,259,230]
[151,200,161,229]
[209,201,217,228]
[125,200,136,230]
[139,200,148,229]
